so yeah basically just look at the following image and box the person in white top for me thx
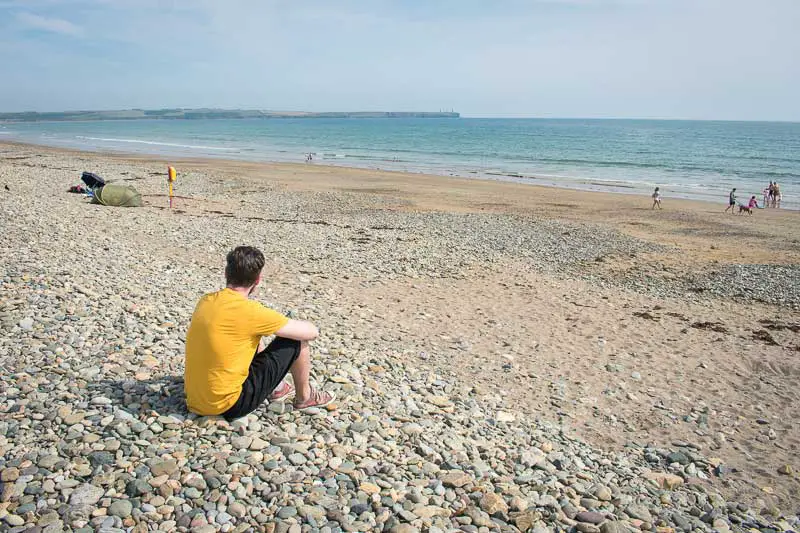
[651,187,662,210]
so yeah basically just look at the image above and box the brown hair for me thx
[225,246,265,287]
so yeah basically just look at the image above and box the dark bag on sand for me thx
[81,171,106,190]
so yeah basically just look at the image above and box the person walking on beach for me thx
[184,246,335,421]
[772,182,781,208]
[725,188,737,213]
[763,183,771,208]
[651,187,662,210]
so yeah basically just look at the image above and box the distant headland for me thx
[0,108,460,122]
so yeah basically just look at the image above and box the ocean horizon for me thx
[1,117,798,210]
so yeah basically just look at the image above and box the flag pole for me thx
[168,166,176,208]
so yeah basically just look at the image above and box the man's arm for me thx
[275,319,319,341]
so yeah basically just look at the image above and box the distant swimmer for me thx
[725,188,737,214]
[651,187,662,210]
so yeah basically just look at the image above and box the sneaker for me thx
[268,381,294,402]
[293,388,336,411]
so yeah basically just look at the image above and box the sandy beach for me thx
[1,140,798,531]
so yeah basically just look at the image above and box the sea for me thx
[1,118,798,209]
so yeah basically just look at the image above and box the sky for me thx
[1,0,798,120]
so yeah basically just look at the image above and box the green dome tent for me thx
[91,184,142,207]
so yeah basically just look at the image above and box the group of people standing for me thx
[724,182,782,214]
[653,183,784,213]
[762,181,782,208]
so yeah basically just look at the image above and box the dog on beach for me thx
[739,195,759,215]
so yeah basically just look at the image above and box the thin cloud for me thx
[16,12,83,36]
[1,0,798,119]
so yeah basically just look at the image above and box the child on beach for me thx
[184,246,335,420]
[725,188,737,213]
[737,195,759,215]
[651,187,662,210]
[743,195,760,215]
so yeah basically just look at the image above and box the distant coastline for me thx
[0,108,460,122]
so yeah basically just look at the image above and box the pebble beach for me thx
[1,142,799,533]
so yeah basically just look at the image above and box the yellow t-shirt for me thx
[184,288,289,415]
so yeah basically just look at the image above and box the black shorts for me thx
[222,337,301,421]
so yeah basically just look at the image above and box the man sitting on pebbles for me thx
[184,246,334,420]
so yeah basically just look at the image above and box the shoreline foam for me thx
[4,118,797,210]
